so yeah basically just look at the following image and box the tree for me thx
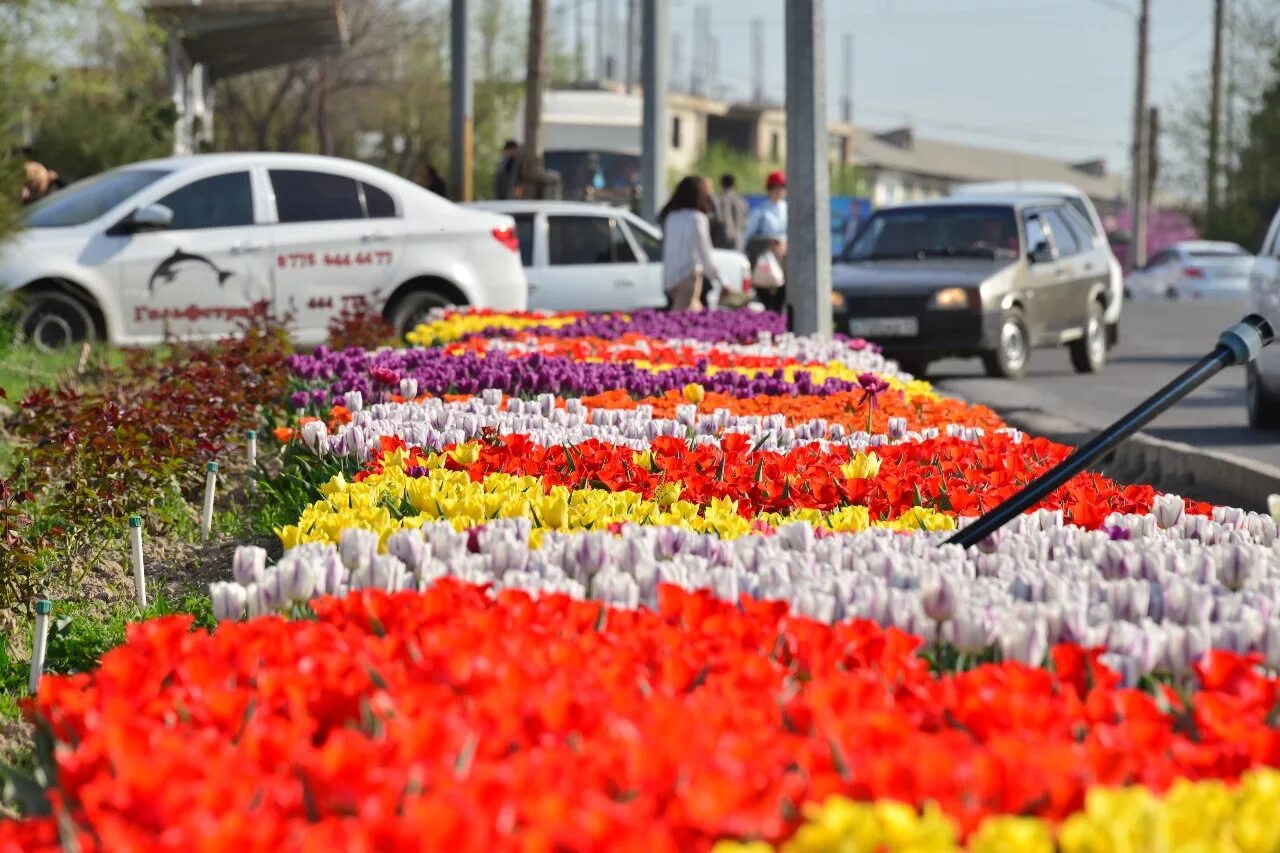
[1211,45,1280,249]
[0,0,168,243]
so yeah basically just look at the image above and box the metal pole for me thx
[947,314,1275,549]
[450,0,474,201]
[523,0,549,195]
[625,0,638,91]
[1207,0,1226,227]
[596,0,605,80]
[784,0,832,339]
[575,0,585,82]
[1147,105,1159,204]
[640,0,668,221]
[1128,0,1150,269]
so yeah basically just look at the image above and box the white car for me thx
[950,181,1124,346]
[1,153,528,349]
[1246,209,1280,428]
[1125,240,1254,302]
[468,200,752,311]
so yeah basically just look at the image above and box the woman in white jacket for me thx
[657,176,723,311]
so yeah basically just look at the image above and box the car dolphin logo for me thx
[148,249,234,294]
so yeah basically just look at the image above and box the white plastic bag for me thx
[752,250,784,290]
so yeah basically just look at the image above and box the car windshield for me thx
[22,168,171,228]
[844,205,1020,261]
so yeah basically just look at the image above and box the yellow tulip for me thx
[839,451,882,480]
[683,382,707,405]
[448,442,482,466]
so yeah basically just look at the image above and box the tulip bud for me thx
[1000,618,1048,666]
[259,567,286,611]
[339,528,380,572]
[1219,544,1261,592]
[920,575,957,623]
[399,377,419,400]
[343,390,364,412]
[210,582,248,622]
[300,420,328,455]
[244,582,266,619]
[1269,494,1280,525]
[1152,493,1185,530]
[232,545,267,586]
[314,548,345,596]
[278,554,317,603]
[387,529,430,576]
[682,383,706,405]
[342,427,369,461]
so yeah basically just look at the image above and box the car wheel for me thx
[18,292,97,352]
[388,289,459,340]
[1165,286,1180,301]
[981,308,1029,379]
[1246,363,1280,429]
[1069,301,1107,374]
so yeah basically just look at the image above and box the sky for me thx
[557,0,1219,176]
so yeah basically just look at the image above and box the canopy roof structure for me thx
[146,0,347,81]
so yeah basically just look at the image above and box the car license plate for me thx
[848,317,919,337]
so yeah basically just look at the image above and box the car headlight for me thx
[930,287,972,310]
[831,291,846,309]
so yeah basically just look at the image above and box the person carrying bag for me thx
[658,176,722,311]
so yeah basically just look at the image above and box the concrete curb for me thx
[995,407,1280,513]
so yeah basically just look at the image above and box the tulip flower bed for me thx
[6,308,1280,851]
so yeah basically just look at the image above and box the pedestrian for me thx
[20,160,58,206]
[657,175,723,311]
[415,163,448,198]
[712,173,749,251]
[493,140,521,200]
[744,170,788,311]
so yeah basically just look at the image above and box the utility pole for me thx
[450,0,474,201]
[596,0,605,80]
[1207,0,1226,228]
[841,32,853,123]
[522,0,548,196]
[575,0,585,82]
[640,0,668,221]
[672,32,683,93]
[784,0,832,338]
[605,0,617,80]
[1147,105,1159,204]
[625,0,638,91]
[1128,0,1150,270]
[751,18,764,103]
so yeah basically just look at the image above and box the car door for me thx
[509,212,543,303]
[1021,209,1074,339]
[617,215,669,309]
[113,168,273,343]
[266,168,407,341]
[1038,207,1094,333]
[1055,205,1109,308]
[541,213,650,311]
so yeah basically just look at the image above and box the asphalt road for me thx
[928,300,1280,469]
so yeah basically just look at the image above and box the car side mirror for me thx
[1028,241,1057,264]
[127,204,174,232]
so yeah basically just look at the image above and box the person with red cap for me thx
[744,170,789,311]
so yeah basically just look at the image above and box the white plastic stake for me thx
[201,461,218,542]
[29,599,51,694]
[129,515,147,608]
[246,429,258,469]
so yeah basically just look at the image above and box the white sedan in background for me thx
[1,153,528,350]
[1125,240,1255,302]
[1247,208,1280,428]
[469,200,752,311]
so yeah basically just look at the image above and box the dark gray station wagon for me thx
[832,197,1115,378]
